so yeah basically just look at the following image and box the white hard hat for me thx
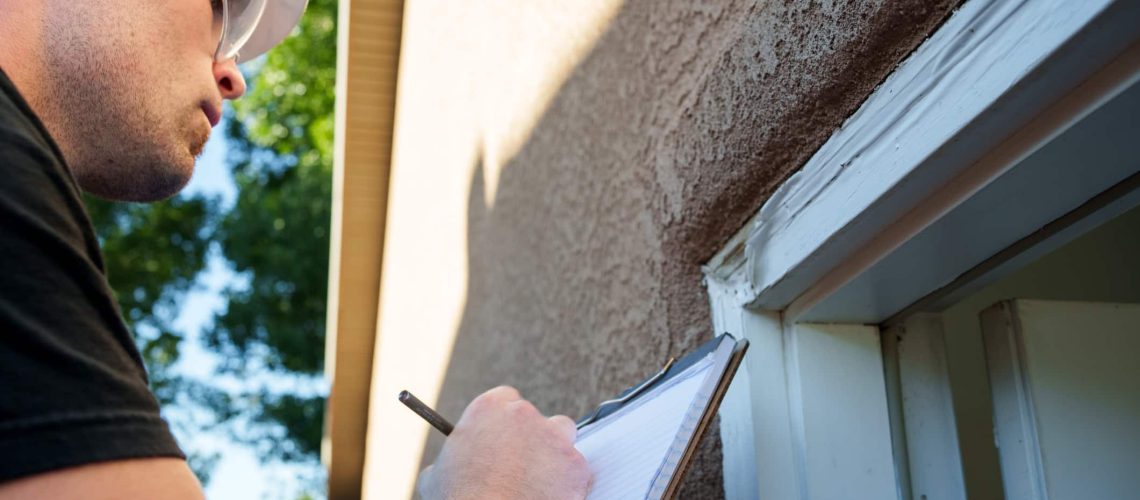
[216,0,310,62]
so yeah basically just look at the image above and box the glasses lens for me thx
[216,0,269,61]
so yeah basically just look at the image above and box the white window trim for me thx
[704,0,1140,498]
[882,315,966,499]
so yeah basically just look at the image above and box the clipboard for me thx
[574,333,750,499]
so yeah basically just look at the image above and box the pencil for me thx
[399,390,454,436]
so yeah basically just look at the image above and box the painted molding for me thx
[979,301,1048,500]
[708,280,798,500]
[711,277,899,500]
[706,279,759,500]
[981,300,1140,500]
[795,42,1140,323]
[786,323,899,500]
[705,0,1140,314]
[885,315,967,500]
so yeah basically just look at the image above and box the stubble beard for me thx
[36,15,203,202]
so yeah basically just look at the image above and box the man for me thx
[0,1,591,498]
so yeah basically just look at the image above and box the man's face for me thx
[34,0,247,202]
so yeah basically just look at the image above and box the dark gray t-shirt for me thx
[0,68,184,483]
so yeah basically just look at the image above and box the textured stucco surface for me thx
[368,0,959,497]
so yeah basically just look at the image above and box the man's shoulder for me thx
[0,71,186,489]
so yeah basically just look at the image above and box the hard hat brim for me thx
[240,0,309,62]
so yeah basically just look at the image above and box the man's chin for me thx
[77,161,195,203]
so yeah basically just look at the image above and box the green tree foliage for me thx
[83,0,338,488]
[204,0,337,462]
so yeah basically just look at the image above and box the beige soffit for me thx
[322,0,405,497]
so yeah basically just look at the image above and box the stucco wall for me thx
[363,0,959,498]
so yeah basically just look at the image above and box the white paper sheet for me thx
[573,355,714,500]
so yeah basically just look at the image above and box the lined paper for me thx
[574,355,714,500]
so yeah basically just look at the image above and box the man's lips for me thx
[201,103,222,128]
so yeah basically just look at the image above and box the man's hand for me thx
[417,386,592,499]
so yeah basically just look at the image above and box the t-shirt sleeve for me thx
[0,125,185,483]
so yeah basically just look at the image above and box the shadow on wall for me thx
[420,144,729,495]
[421,111,728,496]
[411,0,962,497]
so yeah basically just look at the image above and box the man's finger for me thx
[484,385,522,403]
[548,415,578,442]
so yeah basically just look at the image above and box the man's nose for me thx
[213,58,247,100]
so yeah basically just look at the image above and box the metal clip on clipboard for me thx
[576,356,677,430]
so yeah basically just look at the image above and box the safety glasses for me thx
[213,0,270,62]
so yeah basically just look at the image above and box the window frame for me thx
[703,0,1140,498]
